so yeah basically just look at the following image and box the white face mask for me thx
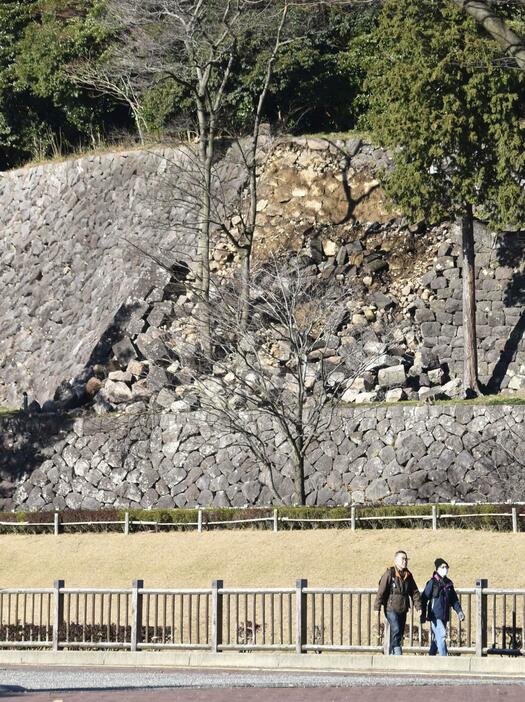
[437,566,448,577]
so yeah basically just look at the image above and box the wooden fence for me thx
[0,504,523,534]
[0,579,522,657]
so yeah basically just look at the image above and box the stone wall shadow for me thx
[0,412,75,509]
[83,301,144,370]
[486,231,525,393]
[0,301,144,509]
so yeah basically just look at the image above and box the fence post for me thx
[124,511,130,535]
[351,506,356,532]
[53,511,60,536]
[273,509,278,532]
[198,509,203,533]
[295,578,308,654]
[383,615,390,656]
[52,579,65,652]
[211,579,224,653]
[431,505,438,531]
[512,507,519,533]
[475,578,488,657]
[130,579,144,652]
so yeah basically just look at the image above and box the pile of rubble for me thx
[24,215,470,417]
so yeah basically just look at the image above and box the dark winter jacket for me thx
[421,573,463,623]
[374,567,422,615]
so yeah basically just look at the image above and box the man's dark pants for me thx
[386,610,407,655]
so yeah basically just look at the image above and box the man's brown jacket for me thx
[374,566,422,614]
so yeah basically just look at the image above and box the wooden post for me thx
[52,579,65,652]
[130,579,144,652]
[198,509,203,533]
[295,578,308,654]
[211,580,224,653]
[475,578,488,657]
[273,509,278,533]
[351,506,356,532]
[512,507,519,533]
[53,511,60,536]
[383,616,391,656]
[432,505,438,531]
[124,511,130,535]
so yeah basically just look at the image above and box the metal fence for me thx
[0,579,522,657]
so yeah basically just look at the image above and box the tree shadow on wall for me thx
[331,138,382,227]
[486,231,525,394]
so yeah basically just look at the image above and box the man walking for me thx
[374,550,422,655]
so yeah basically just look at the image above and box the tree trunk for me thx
[131,107,145,146]
[292,453,306,506]
[239,245,250,331]
[461,204,480,397]
[196,101,212,360]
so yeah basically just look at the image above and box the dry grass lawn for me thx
[0,529,522,589]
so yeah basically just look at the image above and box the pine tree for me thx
[366,0,525,396]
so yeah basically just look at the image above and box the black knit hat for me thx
[435,558,449,570]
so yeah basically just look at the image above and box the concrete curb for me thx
[0,651,523,678]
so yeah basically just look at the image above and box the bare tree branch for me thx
[451,0,525,71]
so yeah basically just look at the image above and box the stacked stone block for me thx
[420,223,525,391]
[3,404,523,511]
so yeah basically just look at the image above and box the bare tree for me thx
[103,0,288,357]
[68,61,149,145]
[81,0,381,355]
[155,257,377,505]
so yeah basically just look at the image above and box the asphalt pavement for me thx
[0,665,525,700]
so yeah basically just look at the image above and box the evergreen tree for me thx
[366,0,525,396]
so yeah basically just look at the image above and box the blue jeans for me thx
[386,610,407,654]
[429,619,448,656]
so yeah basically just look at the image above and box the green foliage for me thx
[139,79,191,137]
[0,2,379,165]
[224,4,378,134]
[365,0,525,228]
[0,0,130,169]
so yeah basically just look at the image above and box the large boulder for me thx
[378,364,406,389]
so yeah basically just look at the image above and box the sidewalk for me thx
[0,650,523,678]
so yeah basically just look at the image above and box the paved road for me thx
[0,667,524,701]
[1,686,524,702]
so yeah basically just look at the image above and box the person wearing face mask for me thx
[374,550,422,655]
[420,558,465,656]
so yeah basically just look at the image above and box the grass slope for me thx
[0,529,521,589]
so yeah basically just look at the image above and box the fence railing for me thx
[1,504,523,534]
[0,579,522,657]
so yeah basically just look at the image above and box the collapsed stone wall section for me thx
[1,139,524,414]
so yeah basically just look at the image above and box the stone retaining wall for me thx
[0,146,245,408]
[1,141,524,411]
[419,223,525,392]
[2,403,523,511]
